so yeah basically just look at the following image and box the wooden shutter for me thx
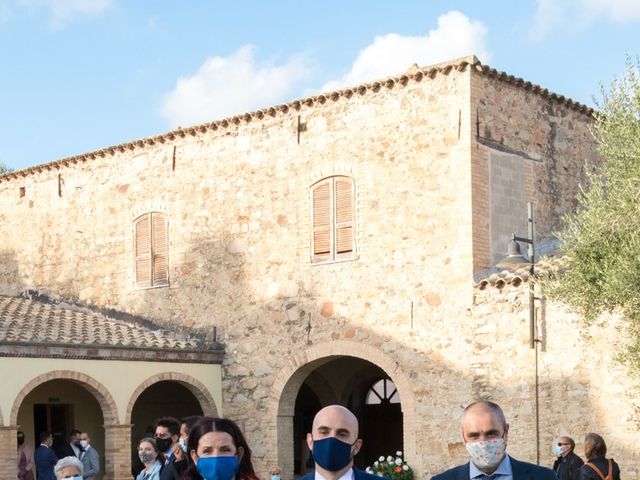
[312,181,332,261]
[334,177,354,256]
[134,214,152,286]
[152,213,169,286]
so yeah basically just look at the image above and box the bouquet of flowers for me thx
[365,451,414,480]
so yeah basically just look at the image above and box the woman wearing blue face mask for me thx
[180,417,259,480]
[54,456,83,480]
[136,438,165,480]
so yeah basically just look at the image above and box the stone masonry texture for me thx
[0,58,637,479]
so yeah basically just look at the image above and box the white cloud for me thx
[18,0,113,28]
[161,45,313,128]
[531,0,640,39]
[320,11,489,92]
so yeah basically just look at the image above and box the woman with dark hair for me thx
[181,417,259,480]
[136,437,165,480]
[579,433,621,480]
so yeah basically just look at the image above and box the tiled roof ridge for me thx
[0,291,221,352]
[0,55,594,183]
[474,255,566,290]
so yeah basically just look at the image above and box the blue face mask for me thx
[196,456,239,480]
[179,437,188,453]
[312,437,354,472]
[64,477,82,480]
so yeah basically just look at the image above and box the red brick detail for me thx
[125,372,218,423]
[425,292,441,306]
[320,302,333,317]
[0,426,18,480]
[104,424,133,480]
[10,370,118,425]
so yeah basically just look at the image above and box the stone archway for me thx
[269,340,417,479]
[10,370,118,426]
[125,372,218,424]
[10,370,123,479]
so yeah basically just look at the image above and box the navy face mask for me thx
[196,456,239,480]
[312,437,355,472]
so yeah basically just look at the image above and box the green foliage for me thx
[545,56,640,373]
[0,162,12,174]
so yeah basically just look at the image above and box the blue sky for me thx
[1,0,639,171]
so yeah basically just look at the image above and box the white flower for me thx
[379,456,385,462]
[387,456,393,462]
[402,465,409,471]
[373,461,379,467]
[366,468,373,474]
[395,459,402,465]
[376,473,384,477]
[396,451,403,457]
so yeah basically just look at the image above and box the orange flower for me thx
[395,466,402,473]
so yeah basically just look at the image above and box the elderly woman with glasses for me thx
[54,456,83,480]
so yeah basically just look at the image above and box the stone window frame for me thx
[133,212,169,289]
[310,175,356,264]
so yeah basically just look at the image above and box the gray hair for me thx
[462,400,507,427]
[54,456,84,478]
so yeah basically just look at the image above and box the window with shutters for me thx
[134,212,169,288]
[311,176,355,263]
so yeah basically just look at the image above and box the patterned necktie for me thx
[477,475,497,480]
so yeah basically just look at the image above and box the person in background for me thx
[79,432,100,480]
[137,437,165,480]
[181,416,259,480]
[179,416,202,465]
[156,416,188,480]
[60,430,82,459]
[299,405,381,480]
[54,456,84,480]
[552,436,583,480]
[579,433,621,480]
[35,431,58,480]
[269,466,282,480]
[17,431,35,480]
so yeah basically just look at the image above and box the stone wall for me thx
[470,69,598,271]
[0,60,636,478]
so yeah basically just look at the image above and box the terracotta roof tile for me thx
[474,256,565,290]
[0,55,594,184]
[0,295,223,363]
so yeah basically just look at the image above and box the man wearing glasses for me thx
[552,436,583,480]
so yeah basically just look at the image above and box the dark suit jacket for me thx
[298,467,386,480]
[60,443,80,459]
[431,456,556,480]
[159,456,188,480]
[34,445,58,480]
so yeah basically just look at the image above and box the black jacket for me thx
[431,456,556,480]
[553,451,584,480]
[579,457,621,480]
[160,456,188,480]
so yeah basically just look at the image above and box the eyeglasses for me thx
[557,443,570,446]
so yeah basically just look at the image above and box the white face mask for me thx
[465,438,507,470]
[80,440,89,449]
[63,476,83,480]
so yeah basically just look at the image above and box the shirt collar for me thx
[314,466,355,480]
[469,455,512,479]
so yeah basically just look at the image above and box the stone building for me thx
[0,55,638,479]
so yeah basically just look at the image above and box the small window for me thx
[311,176,355,263]
[134,212,169,288]
[365,379,400,405]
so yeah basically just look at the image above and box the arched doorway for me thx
[129,380,207,474]
[289,356,404,475]
[16,379,105,463]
